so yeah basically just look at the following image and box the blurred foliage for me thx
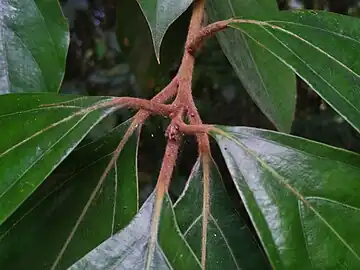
[59,0,360,201]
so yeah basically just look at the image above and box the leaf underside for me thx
[136,0,193,62]
[117,0,190,89]
[70,191,201,269]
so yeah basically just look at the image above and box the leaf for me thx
[211,125,360,269]
[70,191,201,269]
[229,10,360,132]
[0,94,116,225]
[0,120,139,269]
[206,0,296,133]
[136,0,193,62]
[116,0,190,89]
[0,0,69,93]
[174,158,269,269]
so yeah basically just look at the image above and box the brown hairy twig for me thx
[55,0,235,269]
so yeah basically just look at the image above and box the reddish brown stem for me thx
[107,97,175,116]
[173,121,213,134]
[131,76,179,126]
[156,137,182,191]
[186,19,231,55]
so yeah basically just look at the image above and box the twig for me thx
[186,19,231,55]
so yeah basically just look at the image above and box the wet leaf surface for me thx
[212,125,360,269]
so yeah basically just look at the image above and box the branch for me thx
[131,76,179,126]
[186,19,231,55]
[146,135,182,268]
[110,97,175,116]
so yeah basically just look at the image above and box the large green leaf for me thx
[229,10,360,132]
[136,0,192,61]
[0,94,116,225]
[0,0,69,93]
[211,125,360,269]
[174,158,269,269]
[206,0,296,133]
[70,191,201,269]
[117,0,190,90]
[0,119,139,269]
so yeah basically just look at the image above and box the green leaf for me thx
[0,0,69,93]
[206,0,296,133]
[0,120,139,269]
[174,158,269,269]
[136,0,192,62]
[116,0,190,89]
[70,191,201,269]
[0,94,116,225]
[229,10,360,132]
[211,125,360,269]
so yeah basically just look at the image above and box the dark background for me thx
[58,0,360,200]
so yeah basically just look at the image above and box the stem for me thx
[131,76,179,126]
[97,97,175,116]
[187,19,231,55]
[146,137,181,269]
[55,0,220,268]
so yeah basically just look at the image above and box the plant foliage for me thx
[1,0,360,269]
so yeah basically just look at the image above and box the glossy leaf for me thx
[206,0,296,133]
[117,0,190,89]
[0,94,116,225]
[0,119,139,269]
[174,158,269,269]
[211,125,360,269]
[70,191,201,269]
[136,0,192,61]
[230,10,360,132]
[0,0,69,93]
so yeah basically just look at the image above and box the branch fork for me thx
[56,1,233,269]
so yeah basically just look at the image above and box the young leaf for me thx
[229,10,360,132]
[136,0,193,62]
[174,158,269,270]
[117,0,190,89]
[0,94,116,225]
[211,126,360,269]
[206,0,296,133]
[69,191,201,269]
[0,120,139,269]
[0,0,69,93]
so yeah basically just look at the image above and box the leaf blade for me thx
[69,191,201,269]
[136,0,193,61]
[206,0,296,132]
[211,125,360,269]
[174,157,269,269]
[0,120,139,269]
[0,0,69,93]
[117,0,190,89]
[229,10,360,131]
[0,94,115,225]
